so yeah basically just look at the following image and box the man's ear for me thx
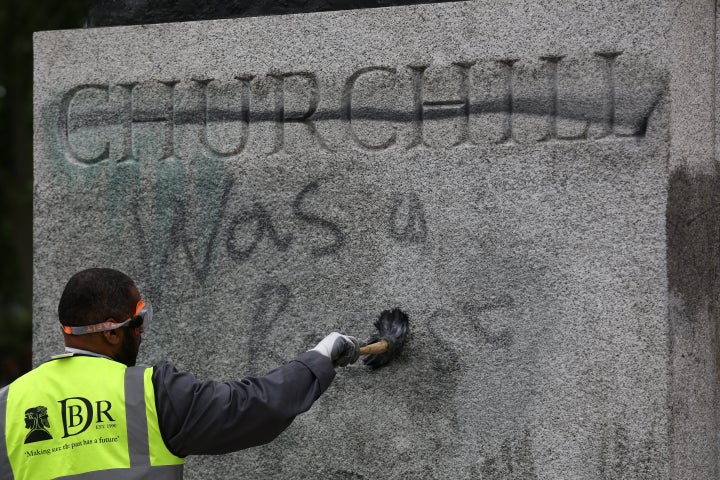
[102,328,122,346]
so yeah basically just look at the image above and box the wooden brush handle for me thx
[359,340,389,355]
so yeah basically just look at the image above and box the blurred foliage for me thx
[0,0,87,386]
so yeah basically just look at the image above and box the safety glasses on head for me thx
[62,300,152,335]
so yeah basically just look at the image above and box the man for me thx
[0,268,361,480]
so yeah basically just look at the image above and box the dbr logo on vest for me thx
[23,406,53,444]
[57,397,115,438]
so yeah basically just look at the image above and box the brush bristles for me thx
[362,308,409,369]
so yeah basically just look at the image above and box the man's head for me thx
[58,268,144,366]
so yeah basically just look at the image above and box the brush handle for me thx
[359,340,389,355]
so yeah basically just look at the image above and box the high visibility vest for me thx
[0,355,184,480]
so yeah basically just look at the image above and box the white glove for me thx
[311,332,361,367]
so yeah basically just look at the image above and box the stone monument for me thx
[33,1,718,478]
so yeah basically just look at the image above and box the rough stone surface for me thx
[86,0,455,27]
[33,1,718,479]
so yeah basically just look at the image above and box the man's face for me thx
[117,327,141,367]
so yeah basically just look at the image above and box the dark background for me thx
[0,0,450,386]
[0,0,87,387]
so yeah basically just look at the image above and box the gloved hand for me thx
[311,332,361,367]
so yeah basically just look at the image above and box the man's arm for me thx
[152,351,336,456]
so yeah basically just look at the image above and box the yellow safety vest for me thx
[0,355,184,480]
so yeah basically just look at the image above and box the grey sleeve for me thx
[151,351,336,456]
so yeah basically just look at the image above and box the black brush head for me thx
[362,308,409,369]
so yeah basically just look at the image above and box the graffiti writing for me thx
[133,178,428,284]
[292,181,346,256]
[389,192,427,244]
[226,202,293,263]
[462,295,515,349]
[471,429,536,479]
